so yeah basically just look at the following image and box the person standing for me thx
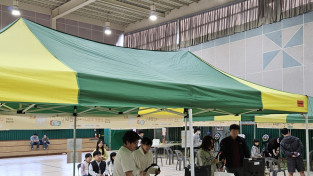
[113,131,140,176]
[132,137,160,176]
[138,130,144,147]
[30,133,40,150]
[267,137,283,159]
[280,128,305,176]
[219,124,250,176]
[196,135,218,176]
[193,128,201,148]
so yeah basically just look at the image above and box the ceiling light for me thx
[104,22,112,35]
[12,0,20,16]
[149,5,157,21]
[12,7,21,16]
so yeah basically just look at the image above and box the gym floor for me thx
[0,153,309,176]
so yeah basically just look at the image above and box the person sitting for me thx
[30,133,40,150]
[93,139,108,161]
[81,153,92,176]
[104,152,116,176]
[42,134,50,150]
[196,135,218,176]
[89,151,106,176]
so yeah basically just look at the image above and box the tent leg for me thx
[188,109,195,176]
[184,116,187,167]
[306,114,310,176]
[253,123,256,139]
[240,121,242,134]
[73,107,77,176]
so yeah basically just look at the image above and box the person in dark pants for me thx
[219,124,250,176]
[89,151,106,176]
[267,137,283,160]
[280,128,305,176]
[30,133,40,150]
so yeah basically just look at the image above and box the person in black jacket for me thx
[219,124,250,176]
[89,150,106,176]
[280,128,305,176]
[266,137,283,159]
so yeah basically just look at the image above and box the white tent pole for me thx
[240,121,242,134]
[188,109,195,176]
[184,116,187,167]
[306,114,310,176]
[73,106,77,176]
[253,122,256,139]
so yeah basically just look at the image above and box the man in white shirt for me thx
[193,128,201,148]
[133,137,160,176]
[89,151,106,176]
[113,131,141,176]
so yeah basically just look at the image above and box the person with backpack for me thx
[280,128,305,176]
[81,153,92,176]
[105,152,116,176]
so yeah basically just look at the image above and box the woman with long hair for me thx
[196,135,218,176]
[104,152,116,176]
[92,139,108,161]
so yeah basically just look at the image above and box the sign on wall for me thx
[0,113,184,130]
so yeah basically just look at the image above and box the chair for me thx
[174,150,190,171]
[164,147,174,165]
[267,158,286,176]
[77,163,81,176]
[151,148,163,166]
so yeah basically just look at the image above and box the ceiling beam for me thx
[75,9,138,25]
[85,5,144,21]
[97,0,165,17]
[51,0,96,20]
[89,3,147,18]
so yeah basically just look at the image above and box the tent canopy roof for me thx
[0,18,308,116]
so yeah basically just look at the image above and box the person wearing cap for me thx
[280,128,305,176]
[219,124,250,176]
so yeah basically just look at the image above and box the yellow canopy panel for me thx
[0,19,78,104]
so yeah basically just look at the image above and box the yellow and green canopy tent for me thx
[191,97,313,126]
[0,18,310,176]
[0,18,308,116]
